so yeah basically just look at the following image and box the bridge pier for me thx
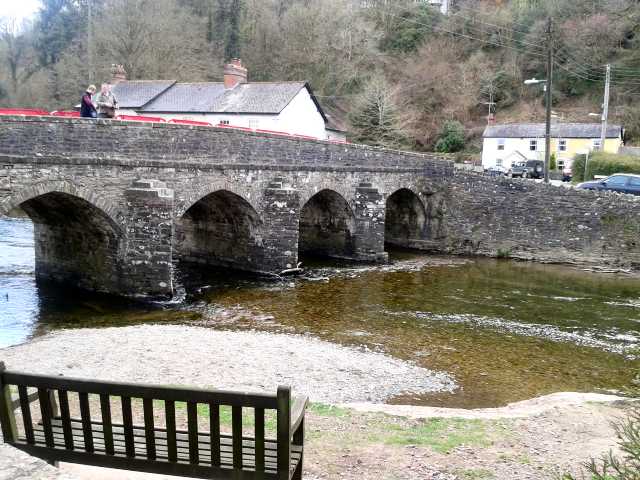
[260,179,301,273]
[122,180,174,298]
[352,183,388,262]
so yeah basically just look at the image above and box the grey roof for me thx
[136,81,313,115]
[112,80,176,109]
[141,83,226,112]
[483,123,622,139]
[209,82,307,114]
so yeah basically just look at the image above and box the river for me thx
[1,216,639,408]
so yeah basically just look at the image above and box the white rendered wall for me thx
[482,138,544,169]
[124,88,329,139]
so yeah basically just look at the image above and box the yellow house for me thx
[482,123,623,171]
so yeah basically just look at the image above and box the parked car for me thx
[577,173,640,195]
[485,165,507,176]
[508,160,544,179]
[562,166,572,182]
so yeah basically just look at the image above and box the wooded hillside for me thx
[2,0,640,151]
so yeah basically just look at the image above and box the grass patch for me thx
[308,403,351,418]
[456,468,495,479]
[369,417,493,454]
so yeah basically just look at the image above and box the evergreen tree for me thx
[349,76,407,149]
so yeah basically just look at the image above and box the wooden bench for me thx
[0,363,307,479]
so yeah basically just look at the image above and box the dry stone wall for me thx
[443,173,640,269]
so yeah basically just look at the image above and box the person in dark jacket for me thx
[80,85,97,118]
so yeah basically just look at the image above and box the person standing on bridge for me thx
[80,85,97,118]
[94,83,118,119]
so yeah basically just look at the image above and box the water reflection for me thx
[1,216,639,407]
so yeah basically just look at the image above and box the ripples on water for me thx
[1,216,639,407]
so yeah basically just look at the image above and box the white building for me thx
[111,60,346,141]
[481,123,623,171]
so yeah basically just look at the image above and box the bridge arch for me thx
[385,188,429,249]
[0,181,123,231]
[0,182,125,292]
[175,189,265,271]
[299,189,356,259]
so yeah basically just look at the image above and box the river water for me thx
[1,217,639,408]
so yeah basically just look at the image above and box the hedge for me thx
[572,152,640,182]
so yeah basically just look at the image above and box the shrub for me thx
[572,152,640,182]
[550,152,557,170]
[435,120,465,153]
[562,406,640,480]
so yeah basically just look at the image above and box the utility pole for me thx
[481,91,496,125]
[599,64,611,152]
[543,16,553,184]
[88,0,94,83]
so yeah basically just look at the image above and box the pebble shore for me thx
[0,324,456,403]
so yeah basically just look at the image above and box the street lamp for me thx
[524,77,552,183]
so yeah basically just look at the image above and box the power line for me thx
[382,10,546,58]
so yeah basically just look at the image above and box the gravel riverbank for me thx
[0,324,455,403]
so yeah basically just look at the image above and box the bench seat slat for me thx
[12,443,284,480]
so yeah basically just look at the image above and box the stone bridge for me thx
[0,116,453,297]
[2,116,639,299]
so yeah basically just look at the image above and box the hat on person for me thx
[87,84,96,93]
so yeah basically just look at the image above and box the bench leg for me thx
[292,418,304,480]
[46,459,59,467]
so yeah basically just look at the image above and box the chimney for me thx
[223,59,247,89]
[111,64,127,84]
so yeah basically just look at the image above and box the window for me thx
[629,176,640,187]
[605,175,628,186]
[558,139,567,152]
[557,159,565,169]
[497,138,505,151]
[593,139,601,150]
[248,119,260,130]
[220,119,230,125]
[529,139,537,151]
[496,159,503,167]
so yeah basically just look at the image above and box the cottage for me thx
[482,123,623,172]
[110,60,346,141]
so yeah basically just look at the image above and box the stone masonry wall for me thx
[442,172,640,269]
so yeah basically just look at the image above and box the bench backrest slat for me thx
[17,386,35,444]
[37,388,55,448]
[187,401,199,464]
[232,405,243,468]
[209,402,221,467]
[255,407,265,473]
[78,392,94,453]
[3,372,278,409]
[143,398,156,460]
[121,396,135,457]
[165,400,178,462]
[99,393,114,455]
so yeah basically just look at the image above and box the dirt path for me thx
[48,395,631,480]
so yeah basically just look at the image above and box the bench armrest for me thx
[290,396,308,436]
